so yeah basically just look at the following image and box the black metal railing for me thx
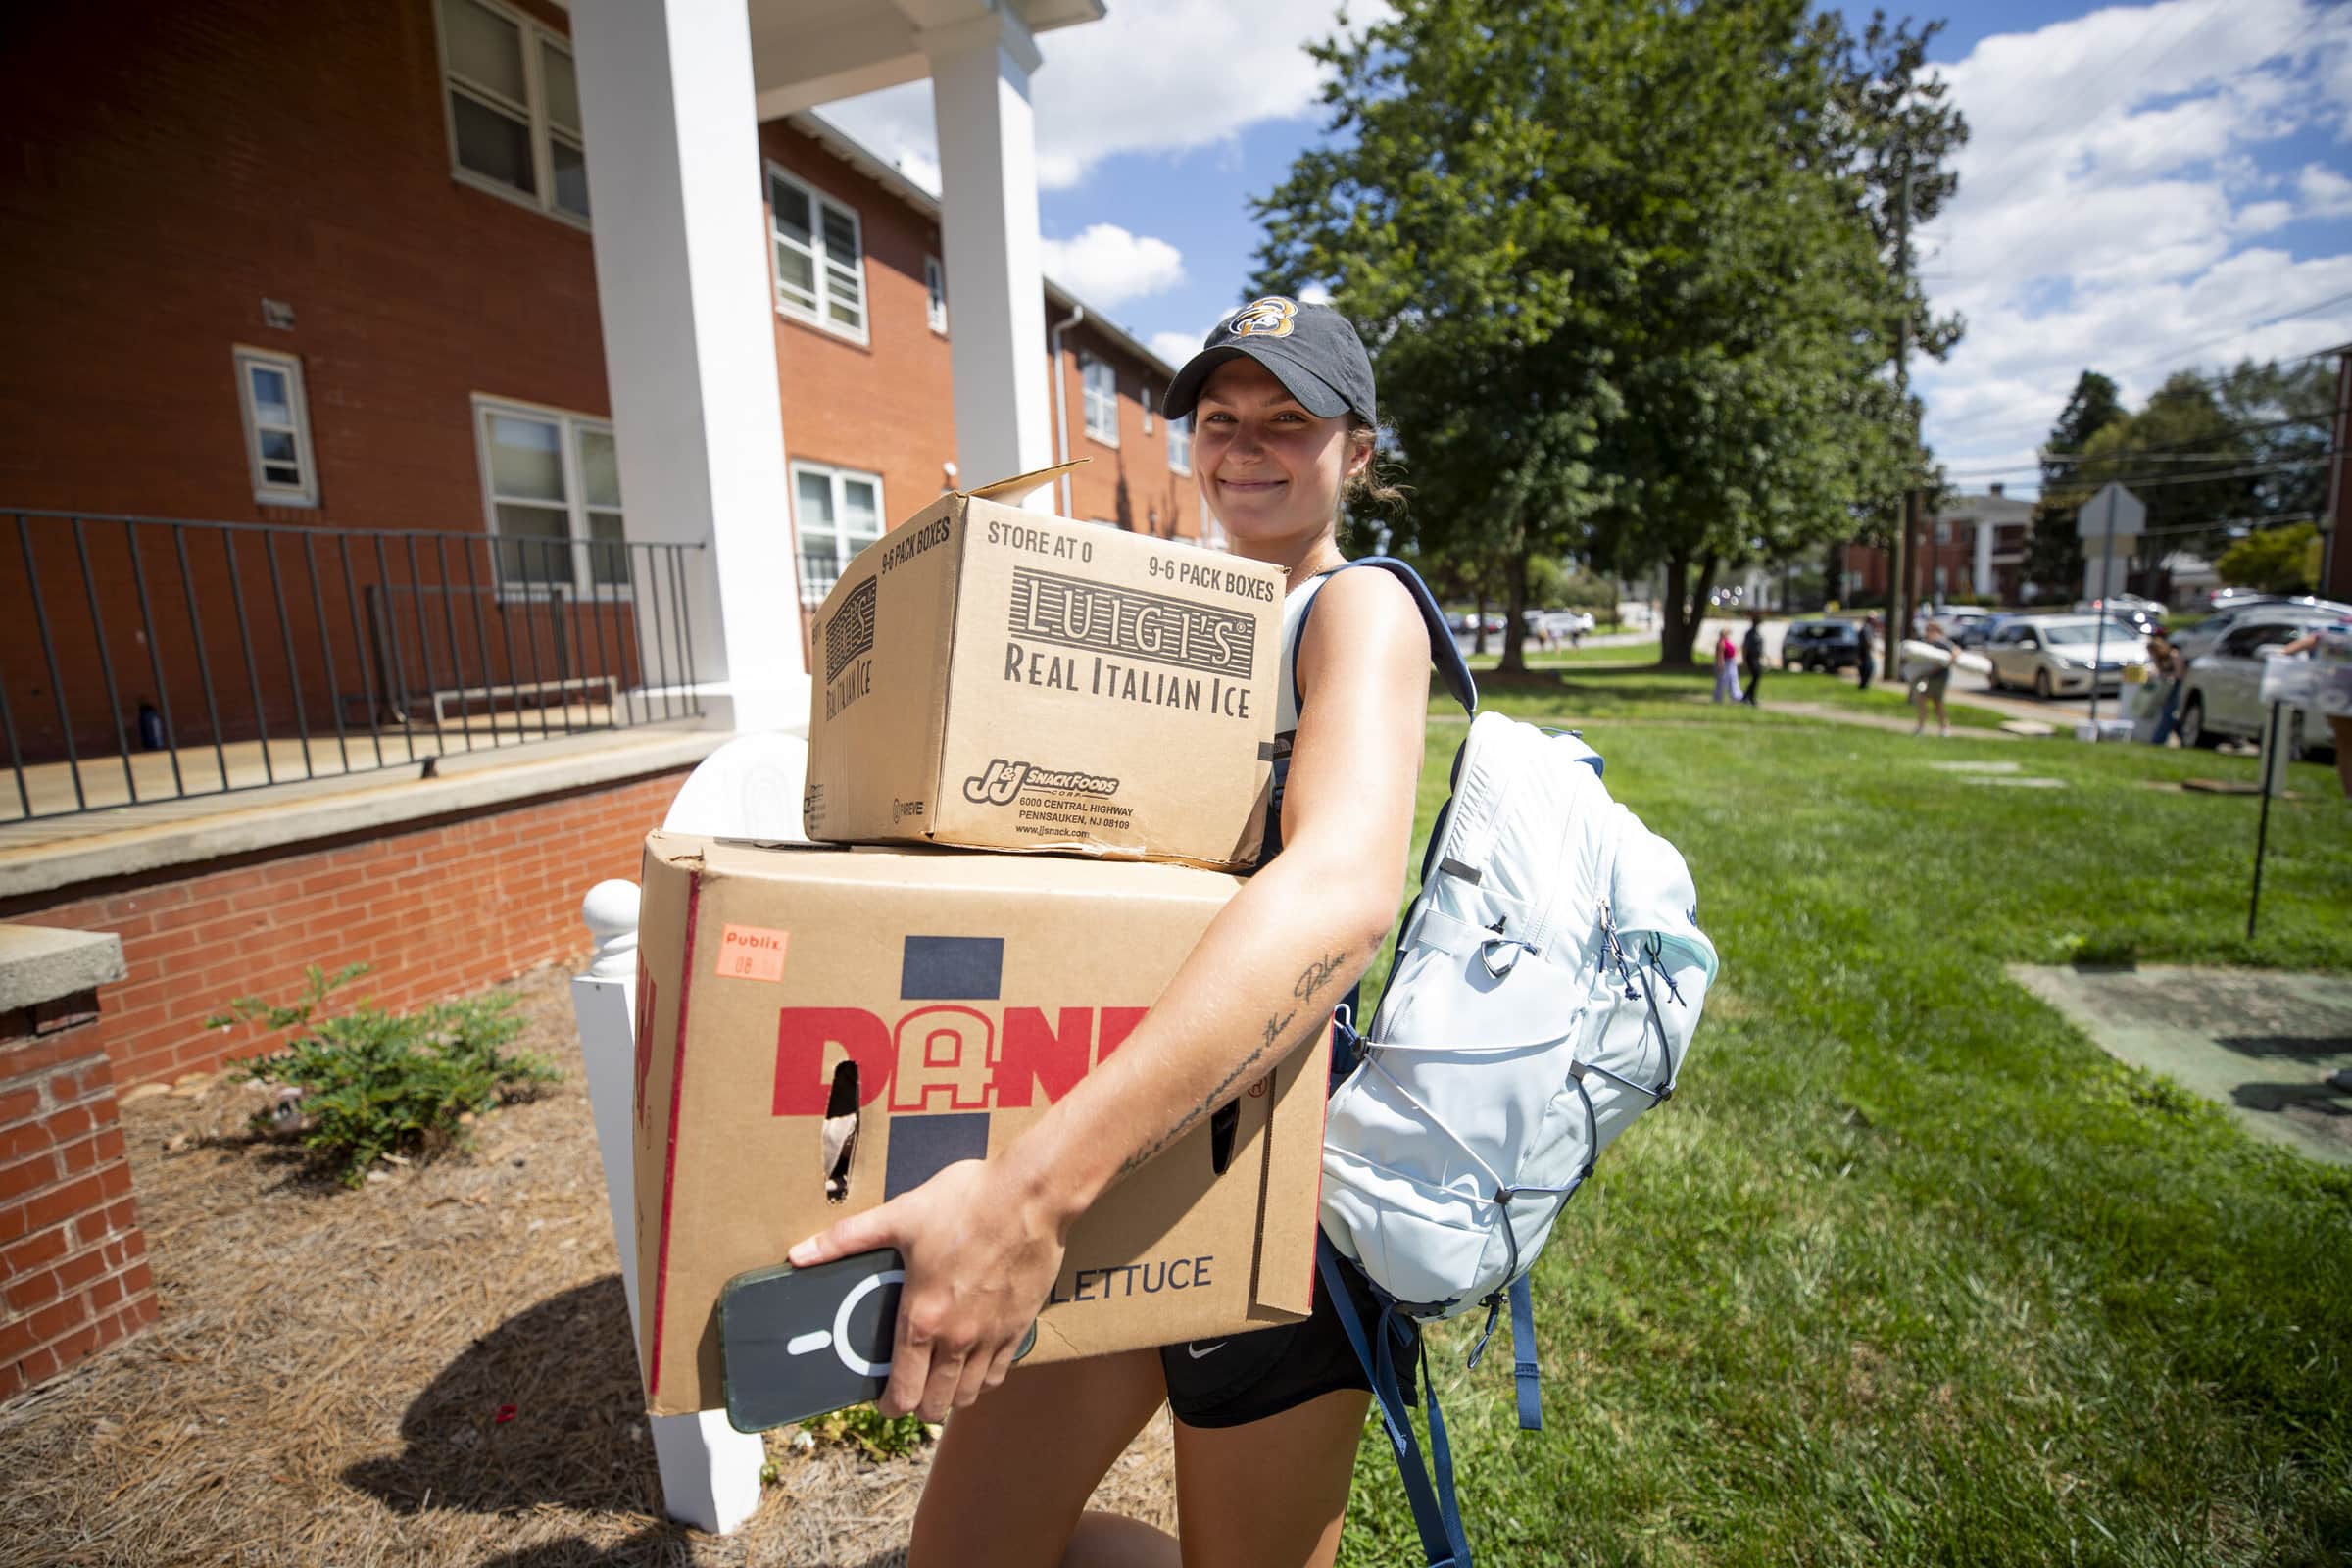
[3,509,707,822]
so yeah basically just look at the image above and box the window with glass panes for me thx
[1082,356,1119,444]
[792,462,885,605]
[473,400,625,593]
[1167,414,1191,475]
[436,0,589,222]
[925,256,948,333]
[233,347,318,506]
[767,166,867,341]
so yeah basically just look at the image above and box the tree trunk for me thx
[1497,542,1531,675]
[1662,551,1708,666]
[1473,587,1489,656]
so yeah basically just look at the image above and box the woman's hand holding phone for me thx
[788,1155,1066,1421]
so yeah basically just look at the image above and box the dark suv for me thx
[1781,618,1863,673]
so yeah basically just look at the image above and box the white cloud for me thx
[1298,281,1333,305]
[813,2,1390,193]
[1151,329,1203,365]
[1038,223,1187,307]
[2299,162,2352,217]
[1915,0,2352,498]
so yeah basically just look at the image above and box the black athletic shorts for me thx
[1158,1250,1416,1429]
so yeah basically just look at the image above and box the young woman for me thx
[788,298,1433,1567]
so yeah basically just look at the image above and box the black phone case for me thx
[720,1250,1044,1434]
[722,1250,906,1433]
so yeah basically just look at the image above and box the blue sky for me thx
[819,0,2352,502]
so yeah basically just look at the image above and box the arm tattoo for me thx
[1111,950,1350,1183]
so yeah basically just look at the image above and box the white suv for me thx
[2177,618,2338,759]
[1984,615,2147,699]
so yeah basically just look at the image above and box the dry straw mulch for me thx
[0,963,1177,1567]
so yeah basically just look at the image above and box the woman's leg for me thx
[908,1348,1170,1568]
[2329,715,2352,798]
[1169,1390,1371,1568]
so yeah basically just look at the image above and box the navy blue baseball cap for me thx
[1161,296,1376,427]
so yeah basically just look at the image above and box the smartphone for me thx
[720,1249,1038,1433]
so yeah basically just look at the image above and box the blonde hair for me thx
[1344,416,1406,515]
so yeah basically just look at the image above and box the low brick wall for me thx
[1,986,155,1399]
[9,767,690,1090]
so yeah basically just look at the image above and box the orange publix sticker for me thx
[715,923,789,982]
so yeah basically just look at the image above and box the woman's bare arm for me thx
[789,566,1432,1419]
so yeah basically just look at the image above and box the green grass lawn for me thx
[1340,678,2352,1566]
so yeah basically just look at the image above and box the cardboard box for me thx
[804,466,1285,870]
[633,831,1331,1417]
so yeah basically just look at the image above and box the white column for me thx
[1973,517,1994,598]
[922,10,1056,510]
[570,0,809,733]
[571,879,764,1534]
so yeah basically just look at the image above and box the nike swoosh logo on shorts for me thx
[1186,1342,1227,1359]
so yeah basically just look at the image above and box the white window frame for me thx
[430,0,591,229]
[469,394,625,599]
[767,163,870,345]
[1142,385,1154,435]
[924,255,949,335]
[1081,355,1119,446]
[1167,414,1192,476]
[791,459,888,607]
[233,346,319,508]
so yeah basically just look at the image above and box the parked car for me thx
[2075,595,2166,635]
[1781,617,1863,672]
[2172,597,2352,662]
[1954,612,2025,650]
[1534,608,1597,641]
[2178,619,2339,759]
[1984,615,2149,698]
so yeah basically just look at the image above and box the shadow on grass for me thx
[345,1276,670,1520]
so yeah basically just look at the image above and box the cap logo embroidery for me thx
[1226,297,1298,339]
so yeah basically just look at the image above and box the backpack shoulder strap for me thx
[1287,558,1477,723]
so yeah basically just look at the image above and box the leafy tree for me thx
[2025,369,2126,598]
[2216,522,2320,593]
[1252,1,1960,667]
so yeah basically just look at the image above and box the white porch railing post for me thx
[572,877,765,1534]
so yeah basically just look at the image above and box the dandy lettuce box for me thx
[631,831,1330,1416]
[803,466,1282,870]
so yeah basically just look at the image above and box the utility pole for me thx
[1889,147,1915,651]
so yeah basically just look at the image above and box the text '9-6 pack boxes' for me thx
[804,466,1285,871]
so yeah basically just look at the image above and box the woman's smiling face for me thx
[1191,357,1366,557]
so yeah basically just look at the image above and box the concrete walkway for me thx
[2009,964,2352,1166]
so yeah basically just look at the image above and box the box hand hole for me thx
[1209,1099,1240,1175]
[821,1061,859,1202]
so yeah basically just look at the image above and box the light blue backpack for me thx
[1291,560,1719,1568]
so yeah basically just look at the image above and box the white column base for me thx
[572,887,764,1535]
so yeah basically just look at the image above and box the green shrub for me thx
[801,1406,933,1460]
[208,964,560,1187]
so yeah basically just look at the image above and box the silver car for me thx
[2177,618,2339,759]
[2172,597,2351,662]
[1984,615,2148,699]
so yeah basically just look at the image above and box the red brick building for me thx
[0,0,1182,1396]
[0,0,1194,762]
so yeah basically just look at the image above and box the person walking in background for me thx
[1908,619,1958,737]
[2277,617,2352,798]
[1713,625,1742,703]
[1741,612,1766,708]
[1855,616,1878,692]
[2145,627,2187,747]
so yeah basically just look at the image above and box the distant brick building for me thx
[1836,485,2036,607]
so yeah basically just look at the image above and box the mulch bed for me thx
[0,962,1178,1567]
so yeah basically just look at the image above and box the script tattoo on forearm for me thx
[1111,950,1350,1182]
